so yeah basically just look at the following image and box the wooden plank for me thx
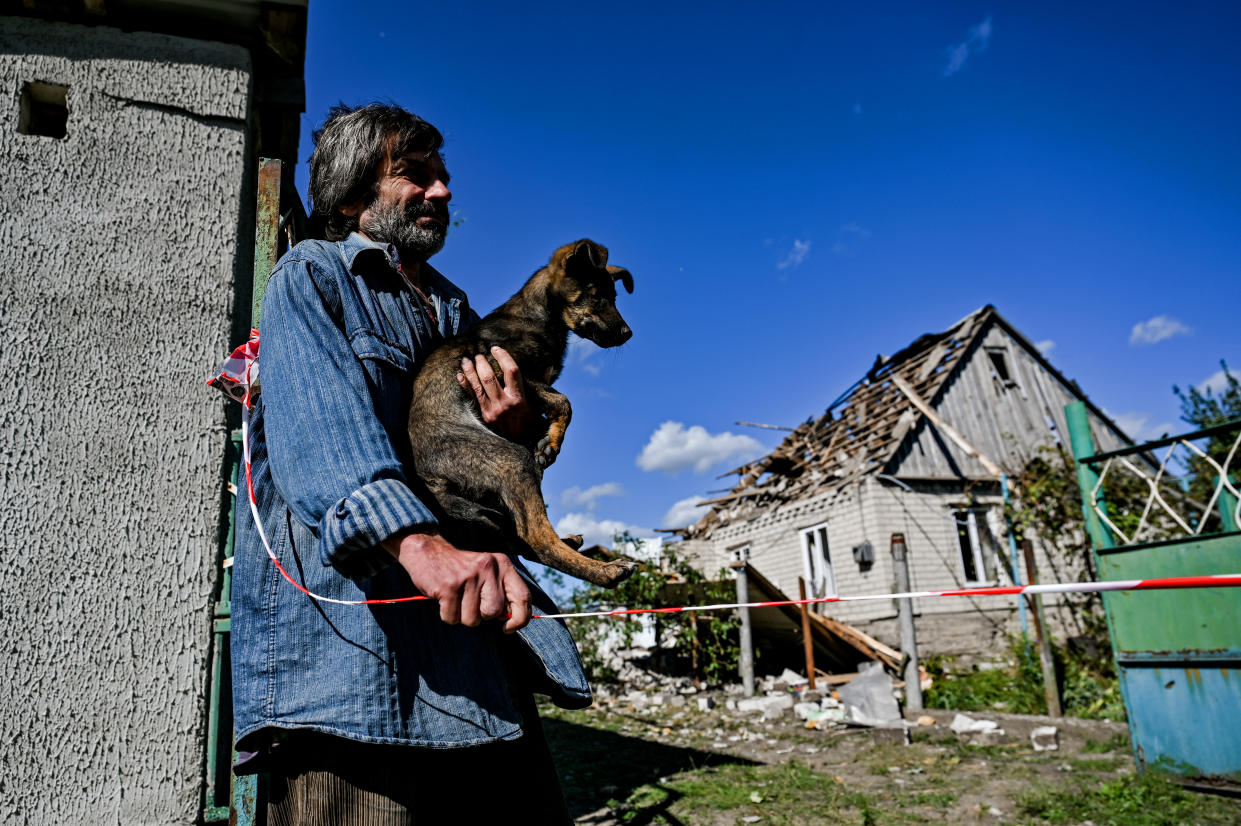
[891,374,1004,478]
[697,487,765,506]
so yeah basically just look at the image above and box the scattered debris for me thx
[838,661,903,726]
[950,712,1007,746]
[793,702,821,721]
[737,695,795,718]
[697,696,716,712]
[775,667,808,690]
[1031,725,1059,752]
[916,715,936,726]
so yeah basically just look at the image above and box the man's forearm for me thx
[382,529,532,632]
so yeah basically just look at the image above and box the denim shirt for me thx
[231,233,591,762]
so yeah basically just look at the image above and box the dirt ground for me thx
[538,690,1241,826]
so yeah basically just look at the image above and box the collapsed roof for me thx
[679,304,1102,540]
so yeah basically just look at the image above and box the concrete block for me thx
[1031,726,1059,751]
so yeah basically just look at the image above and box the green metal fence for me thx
[1067,401,1241,792]
[203,157,302,825]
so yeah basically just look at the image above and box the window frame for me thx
[799,522,837,599]
[985,346,1019,390]
[953,508,996,586]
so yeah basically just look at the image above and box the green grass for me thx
[608,761,937,826]
[924,635,1127,720]
[1018,773,1241,825]
[1069,757,1123,773]
[1083,732,1130,754]
[909,790,956,807]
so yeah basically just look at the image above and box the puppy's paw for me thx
[534,435,561,470]
[597,559,639,588]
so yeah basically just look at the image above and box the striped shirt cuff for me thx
[320,478,438,579]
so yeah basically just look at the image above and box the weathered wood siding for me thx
[888,323,1130,480]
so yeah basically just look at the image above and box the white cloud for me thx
[560,482,625,512]
[555,512,652,549]
[1199,368,1236,395]
[1129,315,1192,346]
[661,495,711,530]
[1110,410,1175,443]
[943,15,993,77]
[567,335,602,376]
[1035,339,1056,355]
[636,421,765,475]
[776,239,811,270]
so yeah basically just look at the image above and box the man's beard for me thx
[362,198,449,262]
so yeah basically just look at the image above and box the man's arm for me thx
[381,531,530,632]
[261,255,531,629]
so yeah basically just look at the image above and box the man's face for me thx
[356,148,453,262]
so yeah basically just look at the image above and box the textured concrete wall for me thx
[0,17,251,825]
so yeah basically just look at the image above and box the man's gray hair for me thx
[308,103,444,241]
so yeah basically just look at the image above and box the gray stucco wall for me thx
[0,17,251,825]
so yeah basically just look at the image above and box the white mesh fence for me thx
[1091,427,1241,546]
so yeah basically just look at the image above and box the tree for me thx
[1173,360,1241,532]
[563,532,741,685]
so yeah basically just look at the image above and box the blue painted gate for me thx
[1066,401,1241,791]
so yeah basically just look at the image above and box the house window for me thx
[799,523,836,599]
[986,347,1017,389]
[726,544,751,575]
[954,509,996,585]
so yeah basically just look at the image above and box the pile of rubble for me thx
[597,663,1062,754]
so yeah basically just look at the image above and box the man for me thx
[231,103,588,824]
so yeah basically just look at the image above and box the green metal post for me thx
[251,158,283,329]
[1219,475,1239,534]
[1065,401,1115,551]
[229,157,284,826]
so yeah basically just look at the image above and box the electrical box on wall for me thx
[852,541,874,569]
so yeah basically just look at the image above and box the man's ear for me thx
[606,265,634,294]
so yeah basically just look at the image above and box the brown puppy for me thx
[408,239,638,588]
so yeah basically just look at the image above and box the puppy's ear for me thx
[563,239,608,275]
[607,265,634,294]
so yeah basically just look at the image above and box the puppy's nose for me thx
[618,325,632,343]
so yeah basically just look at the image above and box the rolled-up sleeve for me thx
[261,255,437,578]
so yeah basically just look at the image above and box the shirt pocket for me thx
[349,329,416,434]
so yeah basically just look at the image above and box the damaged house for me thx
[673,305,1133,659]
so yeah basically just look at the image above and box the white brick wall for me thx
[686,477,1088,655]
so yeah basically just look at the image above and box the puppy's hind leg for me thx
[496,459,635,588]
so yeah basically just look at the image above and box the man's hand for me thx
[457,345,534,440]
[381,530,532,633]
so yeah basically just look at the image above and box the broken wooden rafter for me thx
[890,374,1005,478]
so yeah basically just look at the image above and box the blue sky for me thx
[295,1,1240,549]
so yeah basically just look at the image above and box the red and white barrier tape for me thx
[533,573,1241,620]
[229,340,1241,617]
[243,411,1241,615]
